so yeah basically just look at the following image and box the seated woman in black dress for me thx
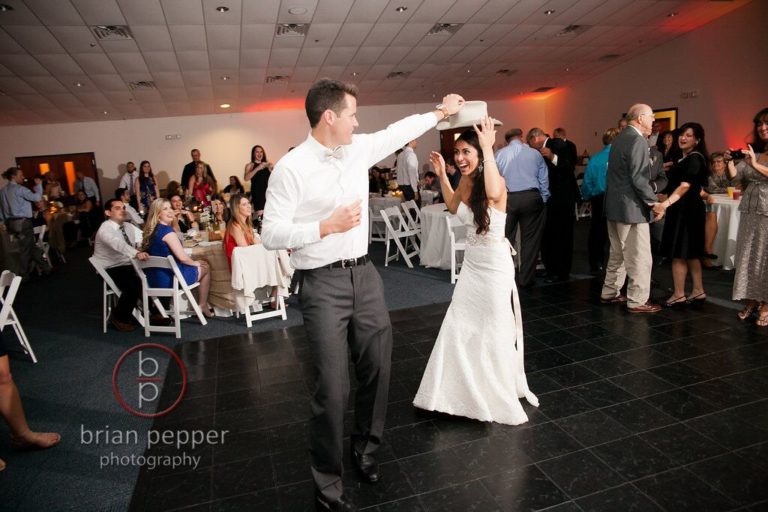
[656,122,709,306]
[0,332,60,472]
[169,194,197,234]
[141,198,214,317]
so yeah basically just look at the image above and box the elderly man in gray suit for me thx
[600,104,664,313]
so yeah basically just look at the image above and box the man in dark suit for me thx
[181,148,216,189]
[554,127,578,167]
[527,127,577,282]
[601,104,664,313]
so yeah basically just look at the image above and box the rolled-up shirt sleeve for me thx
[261,165,322,251]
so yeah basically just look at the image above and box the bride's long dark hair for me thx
[455,129,490,235]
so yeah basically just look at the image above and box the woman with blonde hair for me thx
[141,198,214,316]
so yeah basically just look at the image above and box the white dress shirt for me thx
[92,220,143,269]
[396,146,419,190]
[125,203,144,226]
[119,171,137,196]
[262,113,438,269]
[75,176,101,203]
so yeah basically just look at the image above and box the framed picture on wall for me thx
[653,107,678,132]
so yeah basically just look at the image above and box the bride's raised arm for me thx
[474,116,505,203]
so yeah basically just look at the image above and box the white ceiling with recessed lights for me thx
[0,0,752,126]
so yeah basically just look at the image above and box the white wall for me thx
[544,0,768,155]
[0,97,545,195]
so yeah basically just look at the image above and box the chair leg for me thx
[12,315,37,363]
[103,285,108,334]
[279,296,287,320]
[393,236,414,268]
[173,293,181,338]
[143,292,151,338]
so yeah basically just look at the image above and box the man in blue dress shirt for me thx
[495,128,550,288]
[0,167,52,278]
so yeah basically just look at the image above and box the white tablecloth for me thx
[711,194,741,270]
[419,203,465,269]
[369,195,403,214]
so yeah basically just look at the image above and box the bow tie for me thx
[324,146,344,161]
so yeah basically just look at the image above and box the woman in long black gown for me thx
[657,122,709,306]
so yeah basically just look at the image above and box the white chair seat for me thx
[132,256,208,338]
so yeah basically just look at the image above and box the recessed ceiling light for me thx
[466,69,471,73]
[565,67,570,71]
[544,9,555,15]
[667,11,679,17]
[220,103,231,109]
[288,7,307,15]
[102,111,109,115]
[0,4,14,12]
[351,72,358,76]
[216,6,229,13]
[395,6,407,12]
[74,81,83,87]
[220,75,230,81]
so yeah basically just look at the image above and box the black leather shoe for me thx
[351,448,380,483]
[315,493,357,512]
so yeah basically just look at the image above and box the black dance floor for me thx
[129,279,768,512]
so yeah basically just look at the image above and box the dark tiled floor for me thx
[129,279,768,511]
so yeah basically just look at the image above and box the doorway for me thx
[15,152,100,201]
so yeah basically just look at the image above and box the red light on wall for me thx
[243,98,304,113]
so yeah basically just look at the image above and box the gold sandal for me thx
[738,301,759,321]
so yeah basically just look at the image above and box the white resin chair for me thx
[0,270,36,362]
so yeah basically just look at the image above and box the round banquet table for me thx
[419,203,465,270]
[710,194,741,270]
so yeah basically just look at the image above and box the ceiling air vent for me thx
[532,86,554,93]
[386,71,411,79]
[128,80,156,90]
[556,25,590,37]
[599,53,622,62]
[90,25,133,41]
[265,75,290,83]
[427,23,463,36]
[496,69,518,76]
[275,23,308,37]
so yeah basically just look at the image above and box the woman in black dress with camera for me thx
[656,122,709,306]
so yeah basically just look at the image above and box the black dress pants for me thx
[588,195,609,271]
[106,265,141,322]
[541,199,575,280]
[299,261,392,502]
[505,189,546,288]
[398,185,415,202]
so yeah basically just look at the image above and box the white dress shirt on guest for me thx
[92,219,143,269]
[119,171,137,196]
[396,146,419,191]
[124,203,144,226]
[262,113,437,269]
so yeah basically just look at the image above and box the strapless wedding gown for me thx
[413,202,538,425]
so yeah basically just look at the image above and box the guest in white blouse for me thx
[262,78,464,512]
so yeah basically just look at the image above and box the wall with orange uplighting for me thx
[544,0,767,155]
[0,97,545,194]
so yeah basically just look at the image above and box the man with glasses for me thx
[601,104,665,313]
[92,199,149,332]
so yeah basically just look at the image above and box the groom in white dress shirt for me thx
[262,79,464,512]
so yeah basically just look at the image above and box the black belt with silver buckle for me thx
[326,255,369,270]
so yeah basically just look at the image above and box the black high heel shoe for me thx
[663,296,687,308]
[686,293,707,304]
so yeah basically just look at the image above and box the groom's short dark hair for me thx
[305,78,358,128]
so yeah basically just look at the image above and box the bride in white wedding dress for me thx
[413,116,538,425]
